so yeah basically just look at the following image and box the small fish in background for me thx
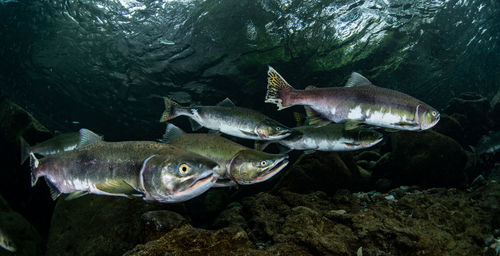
[161,123,289,186]
[20,128,102,164]
[258,124,383,153]
[30,139,219,203]
[159,39,175,45]
[0,228,15,252]
[160,97,292,141]
[265,66,440,131]
[475,131,500,155]
[256,111,383,152]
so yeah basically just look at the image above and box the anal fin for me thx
[65,191,88,201]
[345,119,363,130]
[45,179,61,200]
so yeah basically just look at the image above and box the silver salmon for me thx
[263,123,383,152]
[160,97,291,140]
[265,67,440,131]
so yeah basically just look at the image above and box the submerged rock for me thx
[444,93,491,145]
[0,196,41,256]
[124,182,500,255]
[272,152,361,194]
[0,98,51,147]
[45,195,185,256]
[386,130,468,188]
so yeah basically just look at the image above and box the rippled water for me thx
[0,0,497,140]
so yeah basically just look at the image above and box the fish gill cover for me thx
[0,0,498,139]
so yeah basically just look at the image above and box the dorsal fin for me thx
[163,123,185,142]
[304,106,330,126]
[305,85,317,90]
[216,98,235,107]
[77,129,103,148]
[345,72,373,87]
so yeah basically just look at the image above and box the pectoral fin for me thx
[95,180,138,195]
[345,119,363,130]
[304,106,330,126]
[384,128,400,133]
[240,130,256,137]
[344,142,361,146]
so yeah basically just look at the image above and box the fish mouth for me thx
[172,171,216,202]
[247,155,289,184]
[269,130,292,140]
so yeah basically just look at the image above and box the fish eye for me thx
[260,160,267,166]
[431,111,437,116]
[178,163,190,175]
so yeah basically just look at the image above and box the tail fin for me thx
[29,152,40,186]
[159,97,180,122]
[265,66,295,110]
[20,137,30,165]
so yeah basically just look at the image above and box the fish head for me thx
[140,147,218,203]
[228,150,289,185]
[342,128,384,149]
[255,119,291,140]
[417,104,440,130]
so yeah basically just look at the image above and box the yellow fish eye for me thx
[260,160,267,166]
[178,163,190,175]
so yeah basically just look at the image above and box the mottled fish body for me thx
[266,67,440,131]
[275,123,383,151]
[20,128,102,164]
[162,123,289,186]
[30,141,218,203]
[160,97,291,140]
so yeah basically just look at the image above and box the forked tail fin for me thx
[20,136,30,165]
[265,66,295,110]
[29,152,40,187]
[159,97,180,122]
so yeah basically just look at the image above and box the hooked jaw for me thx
[168,170,217,202]
[237,155,289,185]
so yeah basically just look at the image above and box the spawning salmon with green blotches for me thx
[161,123,289,186]
[30,140,219,203]
[265,67,440,131]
